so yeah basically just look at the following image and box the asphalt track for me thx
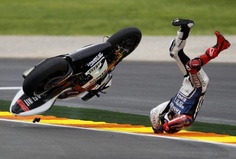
[1,59,236,159]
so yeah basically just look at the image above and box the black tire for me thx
[23,57,70,97]
[106,27,142,61]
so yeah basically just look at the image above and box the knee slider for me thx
[186,58,202,74]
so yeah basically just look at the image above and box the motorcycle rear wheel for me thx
[23,57,71,97]
[106,27,142,65]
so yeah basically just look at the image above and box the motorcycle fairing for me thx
[67,43,111,73]
[10,88,59,116]
[82,56,108,90]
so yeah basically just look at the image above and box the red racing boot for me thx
[186,31,230,74]
[200,31,231,65]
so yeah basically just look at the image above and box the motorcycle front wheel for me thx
[23,57,72,97]
[106,27,142,66]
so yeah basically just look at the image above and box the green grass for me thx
[1,100,236,135]
[0,0,236,35]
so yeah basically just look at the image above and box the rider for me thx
[149,18,231,133]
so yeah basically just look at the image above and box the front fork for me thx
[107,49,123,72]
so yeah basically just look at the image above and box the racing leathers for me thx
[150,18,231,133]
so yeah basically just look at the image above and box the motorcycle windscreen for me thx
[10,88,58,116]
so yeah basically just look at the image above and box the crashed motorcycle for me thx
[10,27,142,116]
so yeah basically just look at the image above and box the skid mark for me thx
[0,111,236,145]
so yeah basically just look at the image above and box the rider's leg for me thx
[184,31,230,91]
[200,31,230,64]
[169,18,210,92]
[169,18,194,76]
[186,31,231,74]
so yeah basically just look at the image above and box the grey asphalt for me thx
[1,59,236,126]
[1,119,236,159]
[1,59,236,158]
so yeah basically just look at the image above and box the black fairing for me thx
[11,103,24,114]
[66,43,111,73]
[11,94,46,114]
[11,88,61,114]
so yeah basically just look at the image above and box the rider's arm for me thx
[150,101,170,132]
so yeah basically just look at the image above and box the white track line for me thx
[0,118,235,148]
[0,87,21,90]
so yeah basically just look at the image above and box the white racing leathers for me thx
[169,69,209,119]
[150,30,209,129]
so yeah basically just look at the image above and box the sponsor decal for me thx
[174,94,186,109]
[191,74,201,88]
[87,60,102,75]
[16,95,42,112]
[169,102,181,115]
[86,53,104,67]
[17,99,29,112]
[23,96,41,107]
[208,48,214,57]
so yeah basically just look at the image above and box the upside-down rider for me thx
[150,18,231,133]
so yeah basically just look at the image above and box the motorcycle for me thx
[10,27,142,117]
